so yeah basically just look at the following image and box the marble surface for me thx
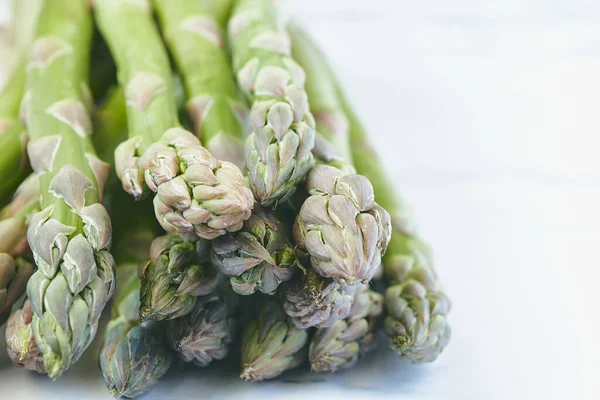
[0,1,599,399]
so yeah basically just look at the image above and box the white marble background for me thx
[1,1,599,399]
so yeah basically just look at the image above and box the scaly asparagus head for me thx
[309,286,383,373]
[240,297,308,381]
[94,0,254,240]
[139,234,220,321]
[228,0,316,208]
[293,164,392,285]
[24,0,115,379]
[100,266,173,399]
[211,204,300,295]
[383,244,451,363]
[167,293,235,367]
[0,254,34,326]
[281,267,354,329]
[5,299,45,374]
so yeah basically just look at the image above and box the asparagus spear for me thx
[139,234,219,321]
[23,0,116,378]
[291,26,452,363]
[309,285,383,373]
[288,27,392,288]
[240,297,308,381]
[0,0,45,202]
[99,193,172,399]
[154,0,246,170]
[227,0,316,208]
[94,0,253,240]
[167,292,235,367]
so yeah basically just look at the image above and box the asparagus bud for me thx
[5,299,45,374]
[293,165,392,284]
[281,267,354,329]
[212,205,300,295]
[240,297,308,381]
[384,248,451,363]
[309,287,383,372]
[139,234,220,321]
[167,294,235,367]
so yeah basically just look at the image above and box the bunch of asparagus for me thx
[0,0,451,397]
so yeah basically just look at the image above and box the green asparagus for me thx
[292,26,452,363]
[167,293,235,367]
[309,285,383,373]
[94,0,253,240]
[24,0,115,378]
[289,26,392,286]
[139,234,220,321]
[212,204,300,295]
[240,297,308,381]
[154,0,246,170]
[99,193,172,398]
[228,0,316,207]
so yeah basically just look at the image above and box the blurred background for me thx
[1,0,599,399]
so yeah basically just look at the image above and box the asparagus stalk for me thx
[0,58,31,203]
[167,292,235,367]
[94,0,253,240]
[139,234,219,321]
[154,0,246,170]
[240,297,308,381]
[309,285,383,373]
[288,26,392,288]
[23,0,116,379]
[99,192,172,399]
[227,0,316,207]
[291,26,452,362]
[0,0,45,202]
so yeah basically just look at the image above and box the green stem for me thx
[94,0,180,152]
[289,26,352,165]
[91,87,127,167]
[154,0,246,168]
